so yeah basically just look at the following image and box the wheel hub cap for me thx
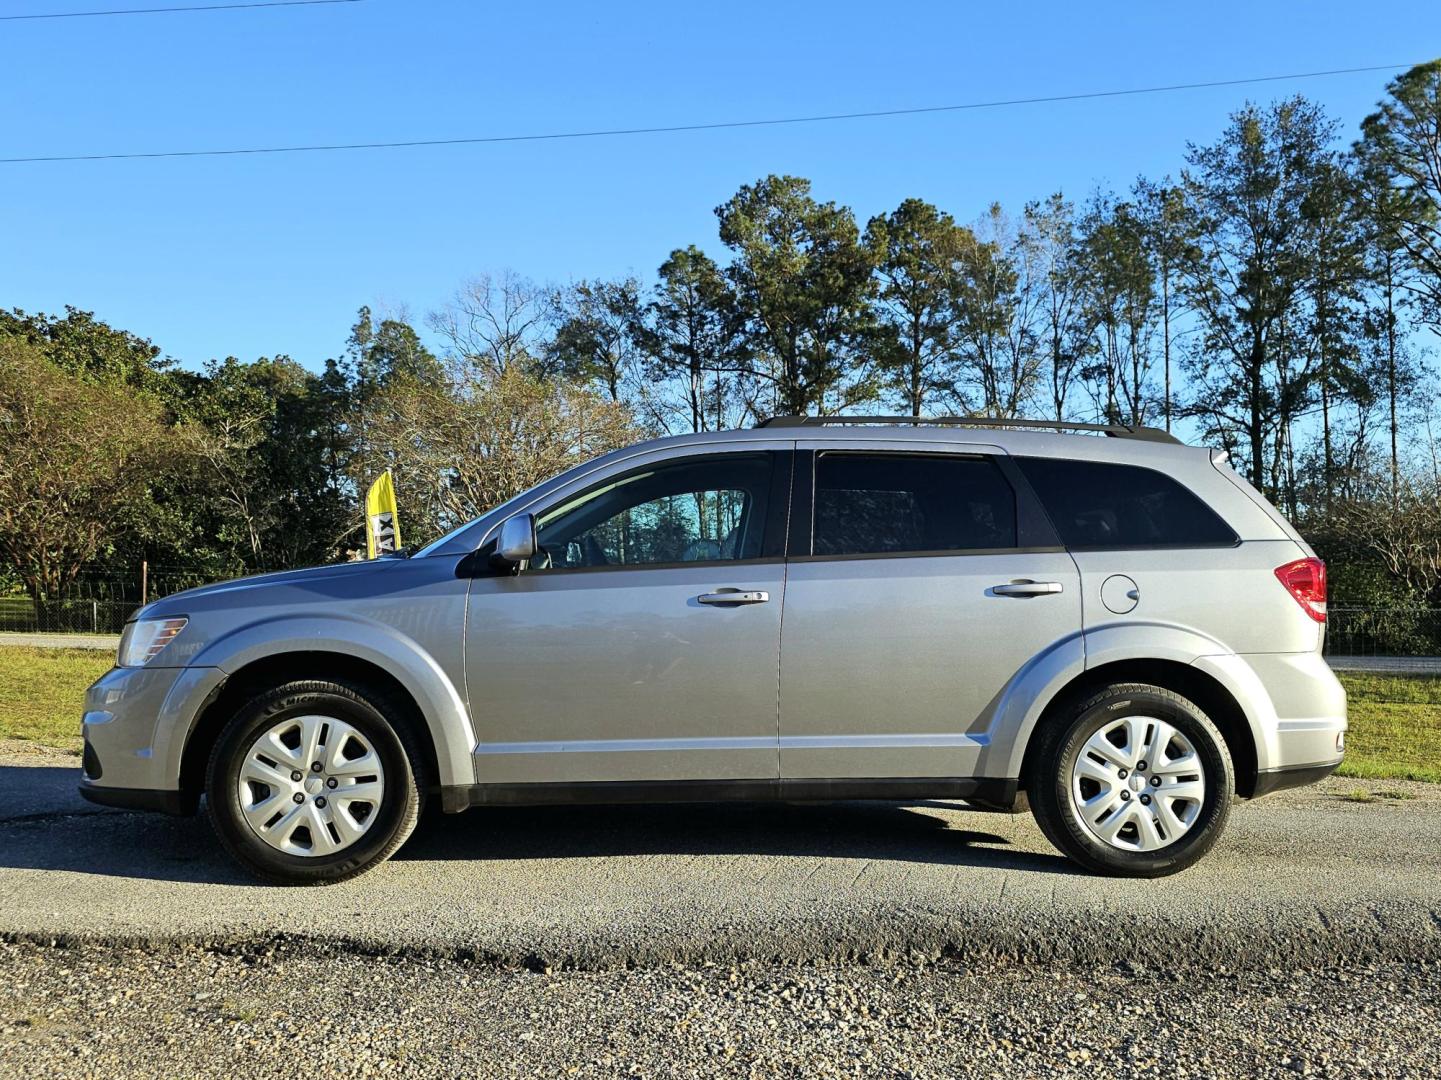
[237,715,385,858]
[1068,715,1206,853]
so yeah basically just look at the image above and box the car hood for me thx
[138,559,399,617]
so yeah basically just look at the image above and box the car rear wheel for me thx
[1028,683,1234,877]
[206,679,423,885]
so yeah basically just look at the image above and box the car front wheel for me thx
[1028,683,1234,877]
[206,679,423,885]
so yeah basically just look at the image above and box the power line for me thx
[0,62,1416,165]
[1,0,361,20]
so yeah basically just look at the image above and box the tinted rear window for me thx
[1017,457,1237,549]
[812,453,1017,556]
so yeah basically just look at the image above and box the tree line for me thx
[3,62,1441,635]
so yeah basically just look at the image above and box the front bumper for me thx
[80,662,222,812]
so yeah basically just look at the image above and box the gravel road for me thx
[2,941,1437,1079]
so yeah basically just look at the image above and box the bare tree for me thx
[428,270,552,375]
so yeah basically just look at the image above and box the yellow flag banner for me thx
[365,470,402,559]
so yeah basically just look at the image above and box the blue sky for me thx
[2,0,1439,372]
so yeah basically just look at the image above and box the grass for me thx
[0,646,110,752]
[1336,673,1441,784]
[0,644,1437,783]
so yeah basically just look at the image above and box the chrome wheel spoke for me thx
[298,715,328,768]
[328,801,367,846]
[328,748,382,779]
[1152,748,1199,777]
[1155,794,1192,838]
[1081,727,1132,771]
[267,802,307,848]
[1162,778,1205,804]
[1134,805,1164,849]
[1120,717,1151,768]
[1146,719,1179,768]
[240,788,288,831]
[335,779,383,805]
[241,756,295,790]
[1074,755,1117,787]
[304,802,339,856]
[1093,798,1136,843]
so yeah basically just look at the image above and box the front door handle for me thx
[697,590,770,605]
[991,580,1063,598]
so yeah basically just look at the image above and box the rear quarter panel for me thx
[1072,540,1320,655]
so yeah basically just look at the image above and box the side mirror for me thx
[491,513,537,572]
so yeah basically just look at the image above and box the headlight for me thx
[117,617,188,667]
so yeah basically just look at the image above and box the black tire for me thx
[1028,683,1234,877]
[206,679,424,885]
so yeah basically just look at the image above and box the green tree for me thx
[547,279,645,402]
[639,246,750,433]
[176,356,355,567]
[864,198,971,417]
[0,306,170,393]
[348,306,442,393]
[716,175,877,416]
[1358,61,1441,336]
[1178,97,1339,491]
[1299,157,1370,502]
[0,339,173,621]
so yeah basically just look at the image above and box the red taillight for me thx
[1274,557,1327,623]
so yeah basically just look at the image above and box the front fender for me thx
[173,613,476,789]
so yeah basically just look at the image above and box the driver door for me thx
[463,447,792,787]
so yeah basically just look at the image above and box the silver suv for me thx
[80,417,1346,883]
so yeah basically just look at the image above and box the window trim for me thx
[510,450,793,576]
[792,449,1049,562]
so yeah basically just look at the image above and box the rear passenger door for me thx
[778,444,1082,781]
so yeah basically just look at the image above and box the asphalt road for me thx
[2,753,1439,972]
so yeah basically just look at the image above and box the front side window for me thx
[533,454,773,570]
[1016,457,1237,548]
[811,453,1017,557]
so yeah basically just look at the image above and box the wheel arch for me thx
[1017,658,1260,798]
[180,650,460,808]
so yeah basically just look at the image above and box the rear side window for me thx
[1017,457,1237,549]
[812,453,1017,557]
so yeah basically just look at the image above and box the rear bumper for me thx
[1195,650,1347,774]
[1249,760,1341,798]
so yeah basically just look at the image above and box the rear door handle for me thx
[697,590,770,605]
[991,581,1063,597]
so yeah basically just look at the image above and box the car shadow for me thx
[0,764,1075,884]
[399,799,1077,876]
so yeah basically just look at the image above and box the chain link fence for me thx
[1323,607,1441,658]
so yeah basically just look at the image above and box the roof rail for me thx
[753,414,1182,444]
